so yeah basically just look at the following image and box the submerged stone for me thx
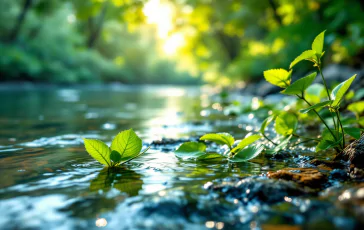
[207,177,315,205]
[342,134,364,168]
[267,168,327,189]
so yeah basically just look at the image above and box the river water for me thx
[0,85,362,229]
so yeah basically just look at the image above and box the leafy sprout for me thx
[83,129,150,167]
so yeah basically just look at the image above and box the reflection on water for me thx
[90,167,143,196]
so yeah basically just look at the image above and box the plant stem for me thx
[318,66,339,138]
[318,67,331,100]
[335,110,345,148]
[299,96,338,142]
[262,133,278,146]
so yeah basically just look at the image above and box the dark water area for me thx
[0,84,362,229]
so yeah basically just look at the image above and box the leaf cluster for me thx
[83,129,150,167]
[263,30,362,154]
[174,133,262,162]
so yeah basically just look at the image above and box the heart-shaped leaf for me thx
[331,75,357,107]
[111,129,143,162]
[200,133,235,149]
[83,139,111,166]
[289,50,316,69]
[231,134,261,156]
[174,142,206,159]
[263,69,292,88]
[281,72,317,96]
[316,128,341,152]
[229,145,264,162]
[343,127,361,139]
[275,112,298,136]
[260,115,276,135]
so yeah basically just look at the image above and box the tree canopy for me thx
[0,0,362,84]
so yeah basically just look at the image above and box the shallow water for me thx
[0,85,361,229]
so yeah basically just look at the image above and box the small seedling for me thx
[174,132,263,162]
[83,129,150,167]
[263,30,361,156]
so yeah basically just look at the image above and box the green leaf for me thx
[289,50,316,69]
[83,138,111,166]
[200,133,235,149]
[305,83,325,104]
[119,146,151,165]
[196,153,225,161]
[174,142,206,159]
[260,115,275,135]
[281,72,317,96]
[263,69,292,88]
[229,145,264,162]
[110,150,121,164]
[316,128,341,152]
[111,129,143,162]
[275,113,298,136]
[300,100,332,114]
[231,134,261,156]
[331,75,357,107]
[348,101,364,118]
[343,127,361,139]
[312,30,326,55]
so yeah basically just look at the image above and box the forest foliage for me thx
[0,0,363,84]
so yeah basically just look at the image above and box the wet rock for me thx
[329,169,349,181]
[267,168,327,188]
[207,177,315,204]
[349,165,364,180]
[342,134,364,168]
[309,159,345,170]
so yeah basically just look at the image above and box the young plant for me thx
[83,129,150,167]
[263,30,361,156]
[174,133,263,162]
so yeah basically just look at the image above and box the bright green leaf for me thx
[110,150,121,164]
[275,113,298,136]
[229,145,264,162]
[83,138,111,166]
[305,83,325,104]
[343,127,361,139]
[174,142,206,159]
[312,30,326,55]
[197,153,225,161]
[231,134,261,156]
[331,75,357,107]
[111,129,143,162]
[263,69,292,88]
[300,100,332,114]
[289,50,316,69]
[316,128,341,152]
[281,72,317,96]
[348,101,364,118]
[200,133,235,149]
[260,115,276,135]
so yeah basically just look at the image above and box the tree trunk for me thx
[87,1,108,48]
[9,0,33,41]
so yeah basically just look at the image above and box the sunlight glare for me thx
[163,33,185,55]
[143,0,184,55]
[143,0,172,38]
